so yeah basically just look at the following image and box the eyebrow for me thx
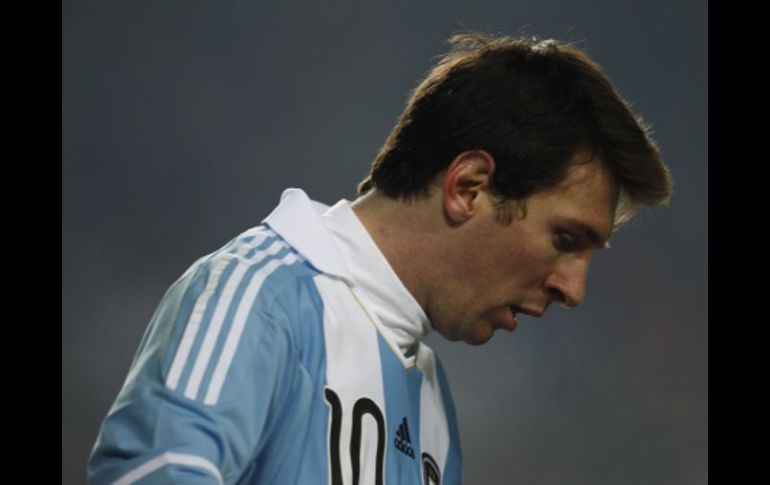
[565,220,612,250]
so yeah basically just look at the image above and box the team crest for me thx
[422,452,440,485]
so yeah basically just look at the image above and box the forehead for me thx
[550,161,616,196]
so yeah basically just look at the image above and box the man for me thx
[88,32,671,484]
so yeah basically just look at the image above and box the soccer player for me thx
[88,32,672,484]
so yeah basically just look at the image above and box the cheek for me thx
[505,240,556,285]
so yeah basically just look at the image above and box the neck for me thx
[350,189,444,312]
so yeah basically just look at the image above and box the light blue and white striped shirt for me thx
[88,188,462,484]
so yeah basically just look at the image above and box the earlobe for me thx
[442,150,496,223]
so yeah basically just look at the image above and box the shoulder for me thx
[193,226,324,331]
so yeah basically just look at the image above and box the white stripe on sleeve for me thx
[112,452,223,485]
[204,252,299,405]
[184,239,286,400]
[166,234,270,391]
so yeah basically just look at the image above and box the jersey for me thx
[87,188,462,484]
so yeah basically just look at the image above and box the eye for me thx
[554,232,579,252]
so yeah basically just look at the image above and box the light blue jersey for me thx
[88,189,462,484]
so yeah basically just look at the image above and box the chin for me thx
[464,334,493,346]
[461,326,495,346]
[433,318,494,345]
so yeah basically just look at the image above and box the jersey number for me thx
[324,388,385,485]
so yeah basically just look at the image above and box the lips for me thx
[503,306,519,331]
[509,305,544,318]
[500,305,544,332]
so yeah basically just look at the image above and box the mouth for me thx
[500,305,544,332]
[509,305,544,318]
[503,306,519,331]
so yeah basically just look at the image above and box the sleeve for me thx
[87,254,303,484]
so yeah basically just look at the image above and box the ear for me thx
[442,150,496,223]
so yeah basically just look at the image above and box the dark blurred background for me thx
[62,1,707,484]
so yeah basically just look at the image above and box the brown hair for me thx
[357,32,672,224]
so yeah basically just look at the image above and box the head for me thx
[358,32,671,225]
[424,149,619,344]
[355,32,672,344]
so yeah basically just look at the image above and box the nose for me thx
[544,258,590,308]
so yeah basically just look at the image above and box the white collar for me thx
[320,198,432,359]
[263,188,431,359]
[263,188,354,284]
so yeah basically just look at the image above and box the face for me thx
[428,160,619,345]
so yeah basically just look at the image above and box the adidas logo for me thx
[394,417,415,459]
